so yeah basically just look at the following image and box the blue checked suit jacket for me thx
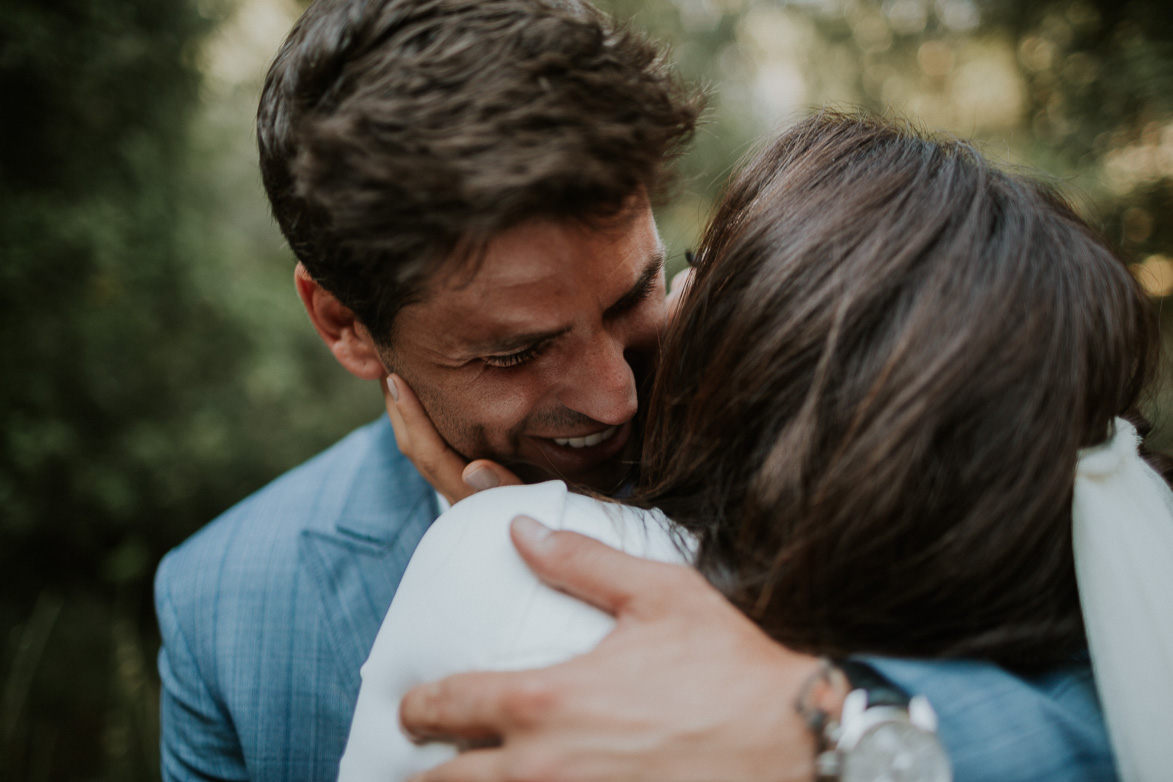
[156,417,1117,782]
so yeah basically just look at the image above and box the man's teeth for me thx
[553,426,618,449]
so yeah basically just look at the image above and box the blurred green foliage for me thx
[1,0,378,776]
[2,0,1171,779]
[603,0,1173,277]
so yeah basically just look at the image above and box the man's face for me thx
[385,202,667,491]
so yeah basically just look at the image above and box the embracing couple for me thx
[155,0,1173,780]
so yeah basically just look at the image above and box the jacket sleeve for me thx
[155,551,248,782]
[862,656,1117,782]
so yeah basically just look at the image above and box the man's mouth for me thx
[521,421,634,488]
[551,426,619,450]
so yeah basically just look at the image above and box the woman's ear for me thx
[294,263,387,380]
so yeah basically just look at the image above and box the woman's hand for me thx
[383,374,522,505]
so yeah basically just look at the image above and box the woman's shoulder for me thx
[560,491,695,564]
[446,480,572,524]
[428,481,690,560]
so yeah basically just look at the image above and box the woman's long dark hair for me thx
[635,111,1162,669]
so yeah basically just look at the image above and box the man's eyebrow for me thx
[604,253,664,319]
[463,326,571,356]
[462,253,663,356]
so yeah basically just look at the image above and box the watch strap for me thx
[834,659,911,709]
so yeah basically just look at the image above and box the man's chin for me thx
[502,425,638,494]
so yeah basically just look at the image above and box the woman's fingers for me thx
[383,375,522,503]
[383,375,468,503]
[463,459,523,492]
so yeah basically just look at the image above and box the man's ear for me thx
[294,263,387,380]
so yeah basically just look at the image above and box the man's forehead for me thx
[397,206,663,354]
[436,205,656,289]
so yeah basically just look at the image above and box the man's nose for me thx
[562,333,639,426]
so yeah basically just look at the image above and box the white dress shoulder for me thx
[337,480,692,782]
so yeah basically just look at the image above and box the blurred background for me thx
[1,0,1170,777]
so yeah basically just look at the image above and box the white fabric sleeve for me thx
[337,480,690,782]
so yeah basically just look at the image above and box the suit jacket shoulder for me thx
[155,417,439,782]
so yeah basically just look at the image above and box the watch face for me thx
[842,721,951,782]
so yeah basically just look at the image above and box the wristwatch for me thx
[801,660,952,782]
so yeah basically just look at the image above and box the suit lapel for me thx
[298,419,440,696]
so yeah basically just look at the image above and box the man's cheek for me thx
[452,385,539,454]
[478,373,549,429]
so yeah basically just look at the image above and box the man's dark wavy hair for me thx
[257,0,701,342]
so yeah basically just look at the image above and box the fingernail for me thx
[387,375,400,402]
[512,515,552,545]
[464,466,500,491]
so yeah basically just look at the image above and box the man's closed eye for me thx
[483,340,552,369]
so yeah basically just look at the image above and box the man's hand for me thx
[399,516,824,782]
[384,375,522,504]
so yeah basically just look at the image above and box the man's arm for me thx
[400,518,1115,782]
[156,552,248,782]
[861,656,1115,782]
